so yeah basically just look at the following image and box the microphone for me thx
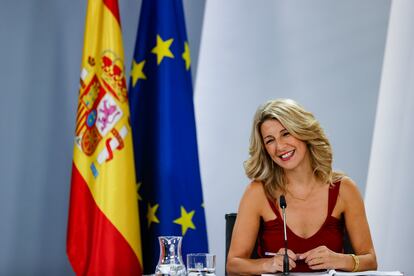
[279,195,289,275]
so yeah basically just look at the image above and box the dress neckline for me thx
[266,182,341,240]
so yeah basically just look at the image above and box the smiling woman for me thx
[226,99,377,275]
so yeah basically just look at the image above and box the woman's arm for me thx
[226,182,296,275]
[340,177,377,271]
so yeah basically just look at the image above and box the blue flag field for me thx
[128,0,209,273]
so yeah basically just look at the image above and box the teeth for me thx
[281,151,294,159]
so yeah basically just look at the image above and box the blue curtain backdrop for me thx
[128,0,208,273]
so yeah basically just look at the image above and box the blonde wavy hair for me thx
[244,99,344,200]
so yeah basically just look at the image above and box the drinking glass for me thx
[186,253,216,276]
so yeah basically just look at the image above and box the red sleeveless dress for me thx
[257,181,344,272]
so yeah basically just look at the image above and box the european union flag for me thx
[128,0,209,273]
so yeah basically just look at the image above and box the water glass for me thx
[186,253,216,276]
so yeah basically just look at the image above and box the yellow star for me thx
[151,34,174,65]
[131,60,146,87]
[136,182,142,201]
[147,203,160,228]
[182,42,191,70]
[173,206,196,235]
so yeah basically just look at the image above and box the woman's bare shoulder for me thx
[245,180,270,200]
[246,180,265,193]
[338,176,363,207]
[339,177,360,195]
[239,181,268,211]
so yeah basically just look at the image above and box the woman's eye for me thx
[265,139,274,145]
[282,132,290,137]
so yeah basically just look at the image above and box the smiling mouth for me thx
[279,150,295,161]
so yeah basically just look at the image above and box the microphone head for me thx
[279,195,287,208]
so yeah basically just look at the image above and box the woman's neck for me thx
[284,152,316,187]
[284,169,320,202]
[285,169,316,187]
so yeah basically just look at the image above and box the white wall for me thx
[365,1,414,274]
[194,0,390,273]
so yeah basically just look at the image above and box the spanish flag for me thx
[66,0,142,275]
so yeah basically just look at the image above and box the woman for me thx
[226,99,377,275]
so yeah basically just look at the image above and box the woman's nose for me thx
[275,137,284,149]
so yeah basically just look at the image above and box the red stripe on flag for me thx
[103,0,121,25]
[77,112,87,127]
[66,163,142,275]
[76,125,86,136]
[76,113,85,132]
[76,105,85,122]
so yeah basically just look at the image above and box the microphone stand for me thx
[279,195,289,275]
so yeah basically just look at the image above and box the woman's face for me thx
[260,119,309,172]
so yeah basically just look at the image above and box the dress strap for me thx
[267,198,281,218]
[327,181,341,215]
